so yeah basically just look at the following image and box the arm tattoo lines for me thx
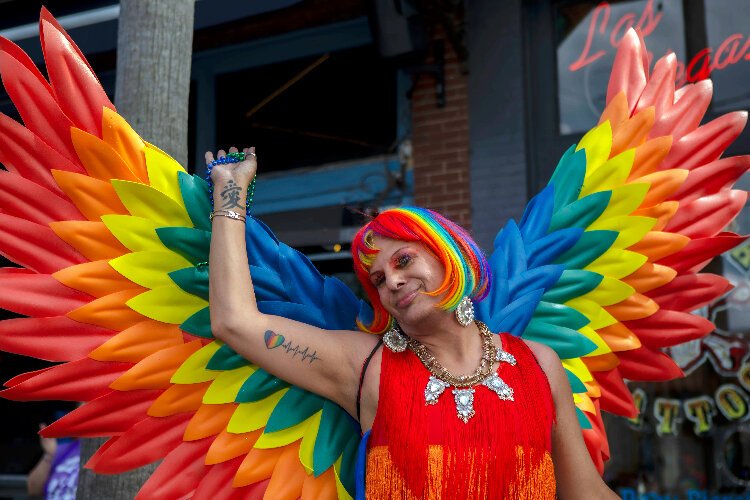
[219,179,244,210]
[264,330,321,364]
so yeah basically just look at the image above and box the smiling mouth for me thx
[396,288,420,308]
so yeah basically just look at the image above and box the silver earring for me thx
[383,324,408,352]
[455,296,474,327]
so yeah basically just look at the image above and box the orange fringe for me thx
[366,445,555,499]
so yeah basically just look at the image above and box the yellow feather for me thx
[565,297,617,330]
[576,121,612,175]
[592,183,650,223]
[110,250,191,289]
[562,358,593,383]
[228,390,288,433]
[588,215,656,249]
[580,149,635,196]
[102,215,166,252]
[582,276,634,306]
[111,180,193,227]
[586,249,648,279]
[298,411,323,473]
[127,286,207,324]
[171,342,222,383]
[202,365,256,404]
[577,326,612,356]
[144,143,187,204]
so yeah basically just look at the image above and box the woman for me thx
[207,147,618,499]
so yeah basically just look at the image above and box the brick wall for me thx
[411,32,471,229]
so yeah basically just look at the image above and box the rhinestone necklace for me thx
[407,321,517,423]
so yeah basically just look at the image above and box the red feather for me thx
[0,268,90,316]
[0,357,129,401]
[42,389,158,437]
[0,316,113,361]
[87,412,192,474]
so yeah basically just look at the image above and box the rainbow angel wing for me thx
[476,28,749,472]
[0,9,365,499]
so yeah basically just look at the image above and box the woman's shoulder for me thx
[520,338,568,391]
[493,333,558,361]
[494,334,565,380]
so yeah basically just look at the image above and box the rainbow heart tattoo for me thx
[264,330,285,349]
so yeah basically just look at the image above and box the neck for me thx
[401,313,482,368]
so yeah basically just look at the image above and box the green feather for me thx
[554,230,618,269]
[549,146,586,212]
[338,434,360,494]
[178,172,212,231]
[523,319,597,359]
[235,369,289,403]
[156,226,211,266]
[566,369,588,394]
[532,301,589,331]
[576,407,593,429]
[180,307,213,338]
[265,387,325,433]
[313,401,357,476]
[169,267,209,300]
[542,270,603,304]
[549,191,611,232]
[206,343,249,370]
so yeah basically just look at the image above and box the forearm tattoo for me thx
[219,179,244,210]
[264,330,321,364]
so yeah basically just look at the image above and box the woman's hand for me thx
[206,146,257,213]
[205,146,257,187]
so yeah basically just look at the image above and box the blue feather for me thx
[278,244,325,305]
[322,277,361,330]
[490,288,545,336]
[245,217,281,268]
[475,276,509,324]
[518,185,555,243]
[355,431,371,500]
[493,221,528,277]
[508,265,564,300]
[526,227,583,268]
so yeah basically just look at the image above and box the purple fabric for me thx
[44,440,80,500]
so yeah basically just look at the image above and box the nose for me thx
[384,269,406,290]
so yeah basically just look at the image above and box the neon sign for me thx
[568,0,750,87]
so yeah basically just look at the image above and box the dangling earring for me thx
[455,296,474,327]
[383,323,408,352]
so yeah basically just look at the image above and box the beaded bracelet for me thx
[205,151,257,217]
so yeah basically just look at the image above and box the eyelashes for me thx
[371,253,415,287]
[396,254,412,268]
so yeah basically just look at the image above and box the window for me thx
[214,46,397,173]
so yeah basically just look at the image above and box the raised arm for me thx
[207,147,378,418]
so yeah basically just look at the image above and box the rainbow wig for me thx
[351,207,490,334]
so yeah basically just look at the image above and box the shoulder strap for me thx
[357,339,383,423]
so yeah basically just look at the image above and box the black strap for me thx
[356,339,383,422]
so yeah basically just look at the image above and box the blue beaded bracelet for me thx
[205,151,257,217]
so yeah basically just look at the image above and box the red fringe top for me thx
[366,333,556,499]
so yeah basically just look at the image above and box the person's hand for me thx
[205,146,257,189]
[38,423,56,458]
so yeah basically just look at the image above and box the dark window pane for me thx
[215,46,396,173]
[705,0,750,114]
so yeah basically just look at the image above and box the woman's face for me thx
[367,236,446,327]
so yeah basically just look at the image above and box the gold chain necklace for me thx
[407,320,495,387]
[406,320,517,423]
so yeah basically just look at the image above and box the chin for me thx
[394,303,440,329]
